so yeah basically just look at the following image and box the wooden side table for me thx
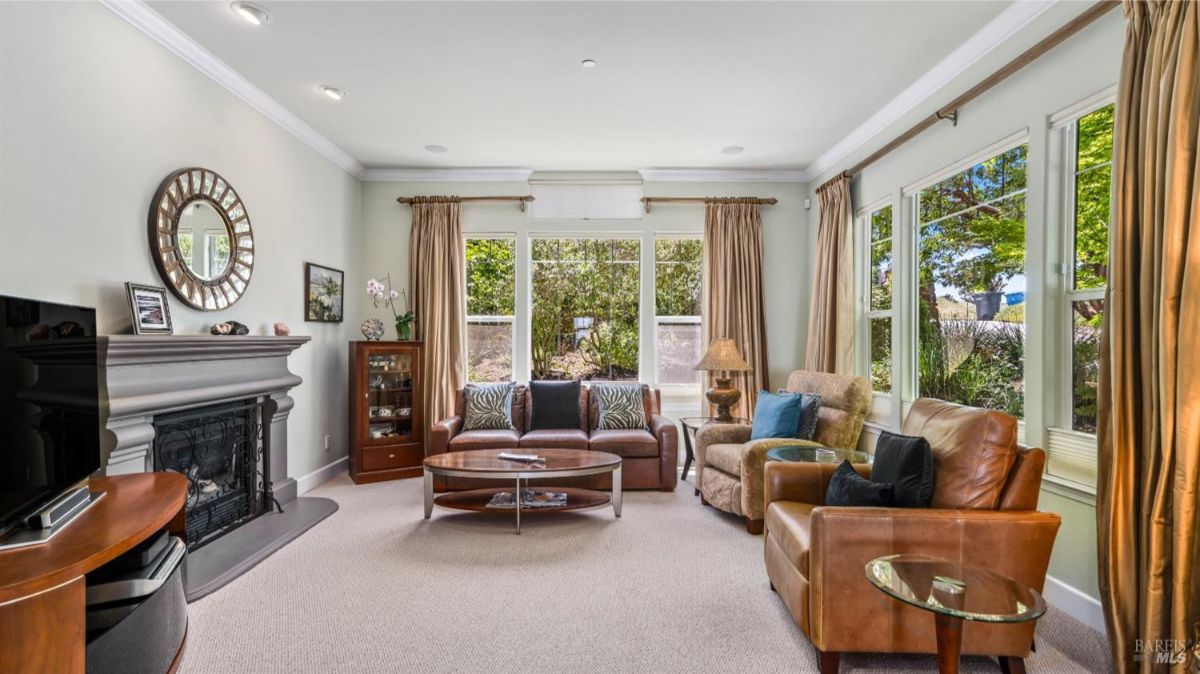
[677,416,750,489]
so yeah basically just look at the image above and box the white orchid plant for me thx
[367,275,415,340]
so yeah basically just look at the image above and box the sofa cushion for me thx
[587,384,657,430]
[519,429,589,450]
[588,428,658,458]
[766,501,814,576]
[705,443,745,476]
[528,380,582,431]
[592,384,648,430]
[462,382,517,431]
[901,398,1018,510]
[448,429,521,451]
[456,384,526,433]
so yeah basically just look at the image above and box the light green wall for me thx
[0,2,364,479]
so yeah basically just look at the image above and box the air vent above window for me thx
[529,176,644,220]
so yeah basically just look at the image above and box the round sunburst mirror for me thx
[148,168,255,311]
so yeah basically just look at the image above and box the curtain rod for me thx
[395,195,535,212]
[838,0,1119,182]
[639,196,778,213]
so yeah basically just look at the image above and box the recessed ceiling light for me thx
[424,145,449,154]
[721,145,745,155]
[230,1,269,26]
[318,85,345,101]
[581,59,598,69]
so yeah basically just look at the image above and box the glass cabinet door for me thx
[364,350,415,443]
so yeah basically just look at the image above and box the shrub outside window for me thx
[530,238,640,381]
[465,237,516,382]
[655,237,703,386]
[916,144,1028,418]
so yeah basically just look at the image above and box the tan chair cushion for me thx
[448,429,521,451]
[765,501,814,576]
[519,429,589,450]
[901,398,1019,510]
[588,429,659,458]
[784,371,870,449]
[705,443,745,476]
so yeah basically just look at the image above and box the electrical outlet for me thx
[323,434,331,450]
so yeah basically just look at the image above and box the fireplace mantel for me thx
[99,335,310,503]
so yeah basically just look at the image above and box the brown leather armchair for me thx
[762,399,1061,673]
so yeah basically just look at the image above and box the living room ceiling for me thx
[147,1,1013,173]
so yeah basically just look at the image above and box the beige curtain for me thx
[408,196,466,434]
[1097,1,1200,671]
[702,198,769,418]
[805,174,855,374]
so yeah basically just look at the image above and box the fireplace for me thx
[152,398,276,548]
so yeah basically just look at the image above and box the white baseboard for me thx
[296,456,348,495]
[1043,574,1106,635]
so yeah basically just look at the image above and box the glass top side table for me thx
[865,554,1047,674]
[677,416,750,491]
[765,445,872,465]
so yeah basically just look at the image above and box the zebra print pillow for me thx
[462,382,517,431]
[594,384,647,430]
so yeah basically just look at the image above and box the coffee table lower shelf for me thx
[433,487,612,513]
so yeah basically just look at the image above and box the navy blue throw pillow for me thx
[871,431,934,508]
[776,389,822,439]
[528,380,582,431]
[750,390,804,440]
[825,460,894,506]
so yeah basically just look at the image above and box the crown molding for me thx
[638,169,807,183]
[800,0,1058,182]
[361,168,535,182]
[100,0,366,178]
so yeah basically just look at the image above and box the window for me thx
[916,144,1028,418]
[655,237,702,385]
[1065,104,1114,433]
[863,205,893,394]
[465,237,516,382]
[530,238,640,381]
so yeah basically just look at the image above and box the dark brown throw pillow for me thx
[871,430,934,508]
[825,460,894,506]
[528,380,582,431]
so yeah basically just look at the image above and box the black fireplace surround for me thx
[152,398,277,548]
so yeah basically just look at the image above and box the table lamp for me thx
[694,338,751,423]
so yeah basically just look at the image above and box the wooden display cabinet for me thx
[349,341,424,483]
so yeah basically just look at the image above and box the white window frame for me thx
[856,198,896,423]
[652,232,704,397]
[905,132,1031,415]
[1043,87,1116,492]
[464,234,518,383]
[527,232,645,382]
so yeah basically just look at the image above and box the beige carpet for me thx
[180,474,1110,673]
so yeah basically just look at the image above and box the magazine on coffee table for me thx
[485,489,568,510]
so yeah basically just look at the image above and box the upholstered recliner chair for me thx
[694,370,870,533]
[762,398,1061,673]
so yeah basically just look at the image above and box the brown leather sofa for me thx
[762,398,1061,673]
[430,383,678,491]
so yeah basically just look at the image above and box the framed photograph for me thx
[125,282,173,335]
[305,263,344,322]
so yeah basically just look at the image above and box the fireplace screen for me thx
[152,398,274,548]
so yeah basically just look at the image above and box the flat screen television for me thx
[0,295,101,537]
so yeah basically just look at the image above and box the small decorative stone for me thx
[25,323,51,341]
[52,321,86,339]
[210,321,249,336]
[273,322,290,336]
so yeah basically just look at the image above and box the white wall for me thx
[805,8,1123,606]
[0,2,363,481]
[360,179,811,394]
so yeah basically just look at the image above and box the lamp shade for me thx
[694,338,751,372]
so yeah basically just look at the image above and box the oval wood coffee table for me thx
[423,448,622,534]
